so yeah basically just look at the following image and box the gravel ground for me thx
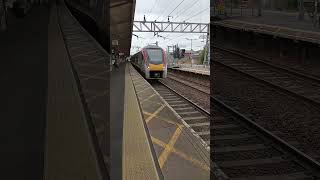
[212,64,320,161]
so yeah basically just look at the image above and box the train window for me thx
[146,49,163,65]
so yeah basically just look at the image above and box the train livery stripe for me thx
[149,64,164,71]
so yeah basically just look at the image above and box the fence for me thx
[212,0,262,17]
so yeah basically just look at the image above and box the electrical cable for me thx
[183,7,209,22]
[172,0,200,21]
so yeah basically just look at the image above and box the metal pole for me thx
[258,0,262,16]
[299,0,305,20]
[241,0,243,16]
[231,0,233,16]
[314,0,318,27]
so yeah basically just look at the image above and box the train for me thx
[131,45,167,79]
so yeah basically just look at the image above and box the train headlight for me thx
[147,66,150,69]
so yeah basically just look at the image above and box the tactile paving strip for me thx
[57,2,110,168]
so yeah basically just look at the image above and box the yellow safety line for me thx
[152,136,210,172]
[157,126,183,169]
[143,111,178,126]
[144,105,166,123]
[143,111,210,171]
[140,94,157,104]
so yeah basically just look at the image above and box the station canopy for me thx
[110,0,136,57]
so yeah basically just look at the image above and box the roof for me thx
[111,0,136,57]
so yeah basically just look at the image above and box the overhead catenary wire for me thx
[183,7,209,22]
[148,0,159,15]
[154,0,176,21]
[172,0,201,21]
[132,0,208,51]
[165,0,186,20]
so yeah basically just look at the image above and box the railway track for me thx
[213,46,320,107]
[153,76,320,179]
[166,75,210,95]
[212,96,320,179]
[151,81,210,149]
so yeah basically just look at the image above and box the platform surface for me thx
[122,64,162,180]
[45,3,103,180]
[214,10,320,44]
[172,67,210,76]
[129,64,210,180]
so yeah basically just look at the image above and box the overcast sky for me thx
[130,0,210,55]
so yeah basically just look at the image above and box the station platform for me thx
[213,10,320,45]
[171,67,210,76]
[127,64,210,179]
[170,64,210,76]
[46,2,108,180]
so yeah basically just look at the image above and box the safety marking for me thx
[157,125,183,169]
[69,45,94,50]
[135,83,148,88]
[132,80,145,85]
[140,94,157,104]
[142,110,210,171]
[166,100,185,104]
[140,99,163,106]
[86,90,109,102]
[178,111,200,115]
[144,105,166,123]
[80,69,109,81]
[188,122,210,127]
[170,104,190,107]
[164,98,180,101]
[89,57,106,64]
[143,112,178,127]
[137,87,152,94]
[152,136,210,172]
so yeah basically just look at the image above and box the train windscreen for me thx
[146,49,163,65]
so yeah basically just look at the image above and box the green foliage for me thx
[199,48,208,64]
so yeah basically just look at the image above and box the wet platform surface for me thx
[129,64,210,180]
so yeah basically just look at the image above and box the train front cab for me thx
[144,48,167,79]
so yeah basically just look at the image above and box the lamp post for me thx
[186,38,197,66]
